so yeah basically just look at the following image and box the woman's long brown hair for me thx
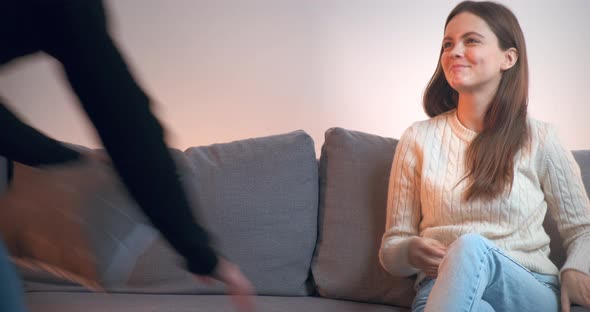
[423,1,530,202]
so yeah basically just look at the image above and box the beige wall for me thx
[1,0,588,154]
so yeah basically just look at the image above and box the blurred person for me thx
[0,1,254,311]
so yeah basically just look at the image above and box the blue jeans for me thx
[412,234,560,312]
[0,239,28,312]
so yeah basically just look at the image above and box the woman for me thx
[379,1,590,311]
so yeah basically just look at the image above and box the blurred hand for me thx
[561,269,590,312]
[408,237,447,278]
[81,150,111,165]
[196,258,255,312]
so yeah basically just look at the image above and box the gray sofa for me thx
[0,128,588,312]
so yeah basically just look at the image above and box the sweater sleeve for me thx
[540,126,590,276]
[379,125,422,277]
[0,103,82,166]
[35,0,218,275]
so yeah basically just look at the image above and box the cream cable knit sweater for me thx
[379,109,590,278]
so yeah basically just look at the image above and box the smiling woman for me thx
[441,14,519,112]
[429,6,528,203]
[378,1,590,312]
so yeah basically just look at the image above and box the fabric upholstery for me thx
[26,293,409,312]
[313,127,415,307]
[125,131,319,296]
[543,150,590,268]
[573,150,590,197]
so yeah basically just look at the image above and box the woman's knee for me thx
[445,233,494,260]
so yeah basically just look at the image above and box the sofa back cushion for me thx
[3,131,318,296]
[543,150,590,268]
[313,127,415,307]
[126,130,319,296]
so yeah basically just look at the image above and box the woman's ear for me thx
[501,48,518,71]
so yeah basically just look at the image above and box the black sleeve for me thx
[34,0,218,275]
[0,103,82,166]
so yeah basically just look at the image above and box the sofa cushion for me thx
[0,159,158,291]
[573,150,590,197]
[313,127,415,307]
[123,130,319,296]
[543,150,590,268]
[26,293,409,312]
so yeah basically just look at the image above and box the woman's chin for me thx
[448,80,471,93]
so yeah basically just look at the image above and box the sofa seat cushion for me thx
[26,293,408,312]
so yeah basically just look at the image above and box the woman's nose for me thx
[450,43,464,58]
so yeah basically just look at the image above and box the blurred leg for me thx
[0,239,28,312]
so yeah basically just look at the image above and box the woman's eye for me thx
[465,38,480,44]
[442,42,452,49]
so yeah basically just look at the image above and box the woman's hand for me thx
[408,237,447,278]
[561,269,590,312]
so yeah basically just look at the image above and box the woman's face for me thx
[441,12,513,95]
